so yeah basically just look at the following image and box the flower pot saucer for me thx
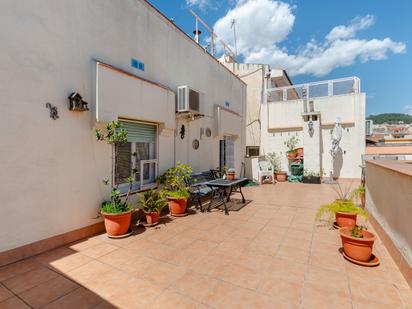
[170,212,188,217]
[106,228,133,239]
[332,222,359,229]
[342,251,380,267]
[141,221,159,227]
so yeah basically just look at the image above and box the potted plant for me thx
[284,136,299,159]
[158,162,192,217]
[340,226,375,262]
[138,189,167,225]
[266,152,287,182]
[227,168,236,181]
[303,169,321,184]
[96,120,134,237]
[352,185,366,208]
[316,184,368,228]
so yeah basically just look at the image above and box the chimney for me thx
[193,29,202,44]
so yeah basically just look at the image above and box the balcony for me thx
[0,182,411,308]
[267,77,361,102]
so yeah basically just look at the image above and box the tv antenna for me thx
[230,19,238,61]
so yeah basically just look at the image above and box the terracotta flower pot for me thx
[101,210,132,236]
[340,227,375,262]
[287,151,296,160]
[227,172,235,181]
[275,172,287,182]
[335,211,357,228]
[168,197,187,216]
[296,147,304,158]
[145,212,160,225]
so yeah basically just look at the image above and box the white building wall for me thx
[0,0,245,252]
[261,93,365,178]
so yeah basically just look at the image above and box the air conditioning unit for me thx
[177,86,200,113]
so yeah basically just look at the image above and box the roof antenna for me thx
[230,19,238,61]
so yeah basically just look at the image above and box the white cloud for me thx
[213,1,406,77]
[214,0,295,55]
[326,15,375,42]
[186,0,214,11]
[404,105,412,115]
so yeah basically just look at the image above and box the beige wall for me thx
[261,93,365,178]
[366,161,412,267]
[0,0,245,252]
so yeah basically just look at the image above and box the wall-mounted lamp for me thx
[308,120,314,137]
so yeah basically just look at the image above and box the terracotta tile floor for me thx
[1,183,412,308]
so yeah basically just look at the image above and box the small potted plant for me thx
[340,225,376,262]
[284,136,299,160]
[227,168,236,181]
[266,152,287,182]
[158,162,192,217]
[316,184,368,228]
[352,185,366,208]
[303,169,321,184]
[96,120,134,237]
[139,189,167,226]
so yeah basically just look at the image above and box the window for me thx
[115,121,157,192]
[220,136,235,170]
[246,146,260,157]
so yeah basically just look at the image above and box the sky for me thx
[149,0,411,116]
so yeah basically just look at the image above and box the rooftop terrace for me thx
[0,183,411,309]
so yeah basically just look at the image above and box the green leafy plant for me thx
[316,199,368,222]
[351,185,365,200]
[101,186,132,214]
[96,120,133,214]
[139,190,167,214]
[284,136,299,153]
[304,169,320,177]
[351,225,367,238]
[265,152,282,172]
[158,162,192,200]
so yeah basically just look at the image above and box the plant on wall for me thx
[284,136,299,153]
[95,120,134,236]
[265,152,281,172]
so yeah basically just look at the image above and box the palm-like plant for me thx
[139,190,167,214]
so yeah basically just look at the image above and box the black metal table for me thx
[205,178,248,215]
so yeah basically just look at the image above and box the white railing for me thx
[267,77,360,102]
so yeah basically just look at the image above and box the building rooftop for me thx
[0,183,411,308]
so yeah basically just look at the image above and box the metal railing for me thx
[267,77,360,102]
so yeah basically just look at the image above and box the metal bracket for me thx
[45,102,59,120]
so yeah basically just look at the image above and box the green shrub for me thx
[101,188,132,214]
[316,199,368,222]
[139,190,167,214]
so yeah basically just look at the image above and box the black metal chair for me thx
[186,171,217,211]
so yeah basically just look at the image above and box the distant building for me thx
[366,119,373,136]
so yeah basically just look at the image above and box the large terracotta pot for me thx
[227,172,235,181]
[145,212,160,225]
[168,197,187,216]
[287,151,296,160]
[275,172,287,182]
[340,227,375,262]
[296,147,304,158]
[335,212,357,228]
[101,211,132,236]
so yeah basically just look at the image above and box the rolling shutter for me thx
[119,121,156,143]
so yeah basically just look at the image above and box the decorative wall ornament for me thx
[45,102,59,120]
[192,139,199,150]
[308,120,314,137]
[68,92,89,111]
[205,128,212,137]
[180,124,185,139]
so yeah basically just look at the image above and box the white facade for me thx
[262,78,366,179]
[0,0,246,252]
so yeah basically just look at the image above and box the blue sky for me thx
[149,0,411,116]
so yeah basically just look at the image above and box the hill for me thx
[366,113,412,124]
